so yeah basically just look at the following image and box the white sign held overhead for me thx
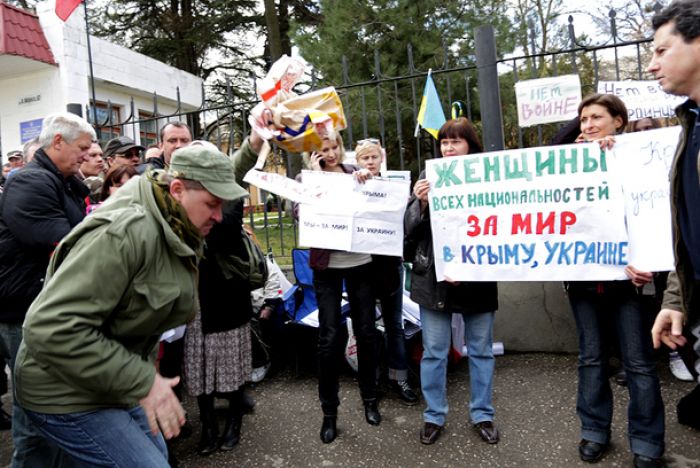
[515,74,581,127]
[597,81,686,121]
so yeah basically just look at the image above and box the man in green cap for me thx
[13,141,252,467]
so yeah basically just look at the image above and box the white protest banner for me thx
[515,74,581,127]
[243,169,325,205]
[597,81,685,121]
[297,171,409,256]
[610,126,680,271]
[426,143,629,281]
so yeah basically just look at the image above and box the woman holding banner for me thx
[567,93,664,467]
[301,133,381,444]
[404,117,499,446]
[353,139,420,405]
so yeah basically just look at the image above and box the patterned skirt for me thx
[183,302,252,396]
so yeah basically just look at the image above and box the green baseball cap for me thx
[168,145,248,200]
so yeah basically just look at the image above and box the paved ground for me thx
[1,353,698,467]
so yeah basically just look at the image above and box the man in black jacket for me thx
[0,112,95,467]
[138,121,192,173]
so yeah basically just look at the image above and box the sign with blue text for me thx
[425,143,629,281]
[609,126,679,271]
[597,81,685,122]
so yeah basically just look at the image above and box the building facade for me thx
[0,0,203,159]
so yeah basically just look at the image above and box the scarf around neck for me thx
[147,172,203,269]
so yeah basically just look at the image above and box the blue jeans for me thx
[314,263,379,414]
[25,406,169,467]
[0,322,74,468]
[420,307,495,426]
[377,264,409,381]
[569,290,665,458]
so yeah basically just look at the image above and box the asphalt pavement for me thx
[1,353,698,467]
[169,353,699,468]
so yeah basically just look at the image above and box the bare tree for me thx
[585,0,667,41]
[511,0,568,76]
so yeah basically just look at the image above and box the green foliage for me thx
[89,0,263,101]
[293,0,513,83]
[290,0,515,177]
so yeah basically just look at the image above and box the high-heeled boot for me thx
[196,394,219,456]
[220,390,243,451]
[320,414,337,443]
[364,399,381,425]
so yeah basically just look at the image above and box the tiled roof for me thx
[0,2,56,66]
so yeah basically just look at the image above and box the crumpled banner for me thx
[258,55,306,106]
[249,55,346,153]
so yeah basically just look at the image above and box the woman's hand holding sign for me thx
[414,179,430,213]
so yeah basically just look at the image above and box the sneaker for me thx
[390,379,419,405]
[251,363,271,383]
[670,351,694,382]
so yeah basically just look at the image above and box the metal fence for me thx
[101,8,660,264]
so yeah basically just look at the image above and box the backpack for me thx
[216,227,269,291]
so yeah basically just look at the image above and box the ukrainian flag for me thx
[415,70,446,139]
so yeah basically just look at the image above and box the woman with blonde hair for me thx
[298,132,381,443]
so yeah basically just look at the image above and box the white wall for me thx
[35,0,202,110]
[0,67,63,155]
[91,37,202,108]
[0,0,203,156]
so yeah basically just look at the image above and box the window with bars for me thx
[87,102,121,143]
[139,112,158,147]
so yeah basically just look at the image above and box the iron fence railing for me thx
[97,7,663,263]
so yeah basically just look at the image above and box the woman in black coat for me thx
[404,117,499,446]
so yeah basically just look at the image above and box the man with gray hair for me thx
[22,137,40,163]
[0,112,95,466]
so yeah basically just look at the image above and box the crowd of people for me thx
[0,1,696,467]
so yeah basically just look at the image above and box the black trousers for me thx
[313,262,378,415]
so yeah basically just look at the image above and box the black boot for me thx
[196,395,219,456]
[364,399,381,426]
[220,390,243,451]
[320,415,337,443]
[241,387,256,414]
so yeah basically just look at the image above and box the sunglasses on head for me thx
[356,138,381,147]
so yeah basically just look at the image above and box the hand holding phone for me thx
[311,151,325,170]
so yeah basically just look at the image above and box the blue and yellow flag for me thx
[415,71,446,139]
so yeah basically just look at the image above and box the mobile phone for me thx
[319,158,326,168]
